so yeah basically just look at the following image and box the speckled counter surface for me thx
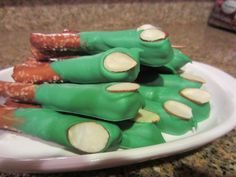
[0,1,235,177]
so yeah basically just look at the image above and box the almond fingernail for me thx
[140,29,166,42]
[180,72,206,84]
[180,88,211,104]
[68,122,109,153]
[107,83,140,92]
[104,52,137,72]
[164,100,192,120]
[133,109,160,123]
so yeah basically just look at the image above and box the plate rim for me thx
[0,61,236,173]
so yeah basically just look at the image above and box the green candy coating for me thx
[35,83,144,121]
[139,86,210,123]
[51,48,140,83]
[144,100,196,135]
[156,49,191,74]
[119,121,165,148]
[79,29,174,67]
[13,108,122,152]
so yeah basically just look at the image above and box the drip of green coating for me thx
[137,73,201,89]
[79,29,174,67]
[139,86,210,123]
[34,83,144,121]
[155,49,192,74]
[144,100,196,135]
[13,108,121,152]
[119,121,165,148]
[50,48,140,83]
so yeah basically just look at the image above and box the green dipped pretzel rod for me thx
[13,48,141,84]
[0,81,144,122]
[31,25,174,67]
[79,28,173,67]
[35,83,144,121]
[0,107,121,153]
[52,48,140,83]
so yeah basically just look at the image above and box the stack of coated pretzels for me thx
[0,24,211,154]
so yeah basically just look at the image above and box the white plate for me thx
[0,62,236,173]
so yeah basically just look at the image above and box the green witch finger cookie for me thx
[137,72,209,135]
[139,86,211,123]
[144,100,196,135]
[119,109,165,148]
[0,81,144,121]
[31,25,174,67]
[0,107,121,153]
[137,71,207,135]
[13,48,140,84]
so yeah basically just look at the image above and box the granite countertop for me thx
[0,1,235,177]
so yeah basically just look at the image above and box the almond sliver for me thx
[180,88,211,104]
[104,52,137,72]
[107,83,140,92]
[133,109,160,123]
[180,72,206,84]
[68,122,109,153]
[140,29,166,42]
[164,100,192,120]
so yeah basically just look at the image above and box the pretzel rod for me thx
[12,60,62,84]
[30,32,80,51]
[0,105,26,134]
[12,48,140,84]
[31,46,51,61]
[22,56,41,65]
[30,28,80,60]
[30,32,80,61]
[0,81,35,102]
